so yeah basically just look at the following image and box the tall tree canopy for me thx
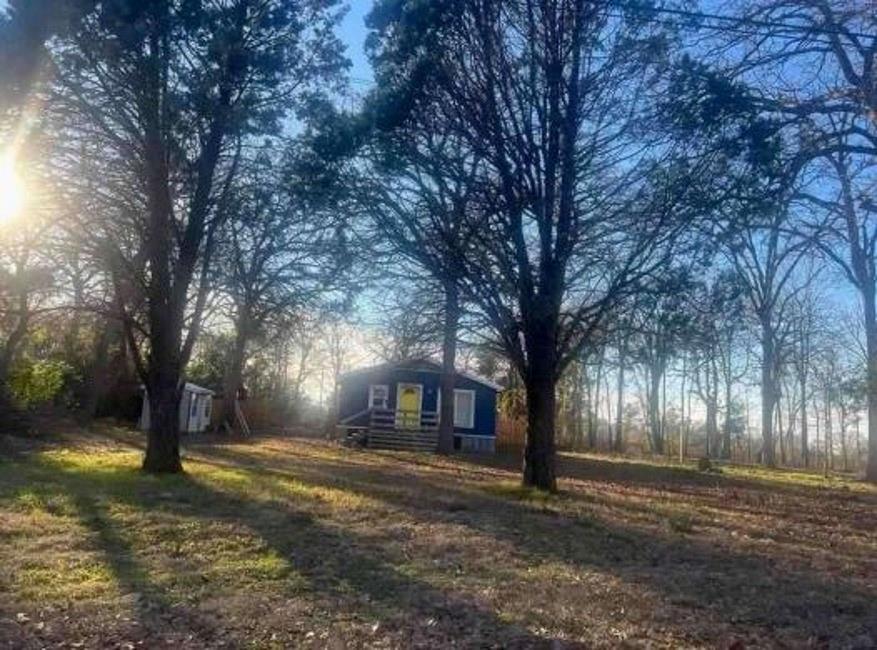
[365,0,730,489]
[3,0,347,471]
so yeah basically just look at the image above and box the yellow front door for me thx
[396,384,421,428]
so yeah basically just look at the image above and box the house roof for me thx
[184,382,215,395]
[141,382,215,395]
[339,359,503,391]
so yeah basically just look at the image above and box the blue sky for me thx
[339,1,375,85]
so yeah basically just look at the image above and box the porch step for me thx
[368,440,438,453]
[368,430,438,452]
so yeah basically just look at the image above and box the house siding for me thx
[338,364,498,439]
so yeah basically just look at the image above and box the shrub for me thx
[9,359,71,408]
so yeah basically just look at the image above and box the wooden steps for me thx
[367,429,438,452]
[366,408,439,452]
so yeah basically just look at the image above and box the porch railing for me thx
[369,407,438,432]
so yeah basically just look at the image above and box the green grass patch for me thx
[12,489,78,516]
[211,548,301,584]
[721,463,875,493]
[15,556,117,601]
[0,446,332,610]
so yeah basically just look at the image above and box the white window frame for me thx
[368,384,389,409]
[453,389,476,429]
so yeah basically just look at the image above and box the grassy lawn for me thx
[1,425,876,648]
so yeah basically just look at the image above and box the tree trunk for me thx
[777,399,786,465]
[661,368,669,458]
[556,381,567,444]
[603,371,611,450]
[587,349,603,449]
[679,354,686,462]
[800,373,809,468]
[825,389,833,474]
[140,46,185,474]
[855,418,862,471]
[722,363,732,460]
[0,280,31,395]
[523,372,557,491]
[760,321,777,468]
[65,262,86,366]
[614,344,625,452]
[706,399,718,458]
[648,361,664,455]
[140,243,188,473]
[221,310,250,433]
[522,325,558,492]
[437,281,459,455]
[786,383,796,466]
[584,361,594,448]
[81,318,116,420]
[292,338,313,405]
[142,350,186,471]
[573,360,586,448]
[138,26,232,472]
[864,287,877,481]
[143,374,183,473]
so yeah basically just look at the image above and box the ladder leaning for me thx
[234,399,251,437]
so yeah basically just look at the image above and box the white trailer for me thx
[138,383,214,434]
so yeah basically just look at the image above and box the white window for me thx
[369,384,389,409]
[453,389,475,429]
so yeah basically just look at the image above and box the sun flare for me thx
[0,155,24,223]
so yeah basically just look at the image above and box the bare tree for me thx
[354,130,483,454]
[215,147,350,432]
[25,1,345,471]
[788,283,825,467]
[631,270,694,455]
[368,0,707,489]
[371,279,444,363]
[723,208,810,467]
[722,1,877,478]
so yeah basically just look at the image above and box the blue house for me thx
[337,359,500,452]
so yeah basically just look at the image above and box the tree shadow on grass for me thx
[413,445,877,505]
[555,453,877,501]
[0,460,226,647]
[15,456,554,649]
[196,443,877,647]
[68,491,225,647]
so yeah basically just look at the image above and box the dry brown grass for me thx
[1,424,875,648]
